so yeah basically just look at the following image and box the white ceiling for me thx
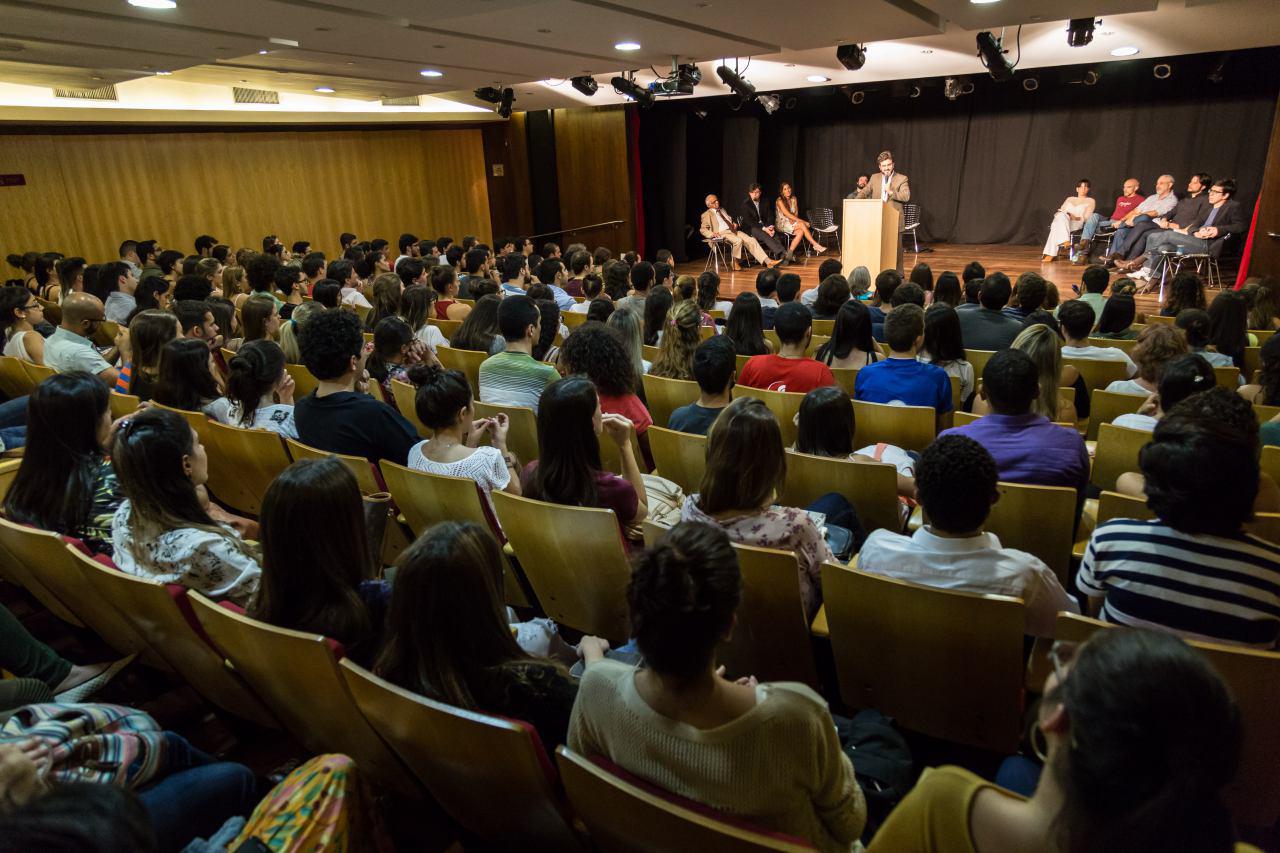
[0,0,1274,116]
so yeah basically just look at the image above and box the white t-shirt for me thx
[203,396,234,424]
[341,287,372,309]
[917,354,974,404]
[1105,379,1151,397]
[415,323,448,354]
[406,442,511,518]
[853,442,915,478]
[226,402,298,439]
[1062,344,1137,378]
[568,301,593,314]
[1112,412,1158,432]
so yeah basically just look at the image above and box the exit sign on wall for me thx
[0,174,25,187]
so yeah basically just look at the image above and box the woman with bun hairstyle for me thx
[224,339,298,438]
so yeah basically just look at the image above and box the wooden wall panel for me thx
[0,128,491,262]
[553,105,634,252]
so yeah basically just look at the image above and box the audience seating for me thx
[596,422,643,476]
[734,386,805,447]
[92,320,119,349]
[187,592,420,795]
[647,426,706,495]
[471,401,539,469]
[641,374,700,429]
[984,482,1077,585]
[720,541,821,688]
[492,492,632,641]
[381,461,491,536]
[643,344,660,364]
[1245,512,1280,545]
[1070,489,1154,561]
[1255,404,1280,424]
[1064,357,1129,392]
[20,361,55,388]
[777,450,901,534]
[0,356,33,398]
[810,319,834,336]
[1086,389,1145,440]
[852,400,935,452]
[1086,337,1137,354]
[562,311,588,328]
[437,345,486,396]
[966,349,996,381]
[36,298,60,325]
[109,391,141,420]
[284,363,320,399]
[428,317,462,340]
[0,520,86,627]
[1255,329,1277,344]
[1091,423,1151,492]
[285,437,381,495]
[390,378,431,439]
[829,367,856,396]
[1262,445,1280,485]
[203,421,292,516]
[1213,365,1242,389]
[761,331,826,358]
[821,563,1025,752]
[341,660,583,849]
[555,748,815,853]
[149,401,211,443]
[1244,347,1261,384]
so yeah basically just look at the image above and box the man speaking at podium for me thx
[852,150,909,270]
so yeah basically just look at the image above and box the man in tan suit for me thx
[854,150,910,211]
[699,194,778,271]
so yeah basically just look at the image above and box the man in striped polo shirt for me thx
[479,295,560,414]
[1077,406,1280,648]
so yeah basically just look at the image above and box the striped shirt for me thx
[1077,519,1280,648]
[478,350,560,413]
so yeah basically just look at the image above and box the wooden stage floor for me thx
[672,242,1177,315]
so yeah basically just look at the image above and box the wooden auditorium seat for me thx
[641,374,701,429]
[473,400,539,469]
[647,426,706,495]
[381,460,491,536]
[202,420,293,516]
[0,519,86,627]
[852,399,935,452]
[429,317,462,341]
[984,481,1077,585]
[734,385,805,447]
[390,378,431,439]
[1063,357,1129,393]
[284,363,320,399]
[1090,423,1151,492]
[108,390,141,420]
[1086,389,1144,440]
[1213,365,1242,389]
[284,437,381,495]
[437,344,484,393]
[19,360,55,388]
[719,542,821,689]
[0,356,34,398]
[777,450,900,535]
[0,458,20,503]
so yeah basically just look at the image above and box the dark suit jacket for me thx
[1204,198,1247,256]
[740,197,771,231]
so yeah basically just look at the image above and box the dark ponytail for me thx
[407,364,471,430]
[226,340,286,426]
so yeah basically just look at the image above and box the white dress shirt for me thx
[857,526,1079,637]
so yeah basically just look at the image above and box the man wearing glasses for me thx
[43,293,121,386]
[1129,179,1245,284]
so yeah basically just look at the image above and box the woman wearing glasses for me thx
[0,285,45,364]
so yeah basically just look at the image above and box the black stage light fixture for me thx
[497,87,514,117]
[1153,63,1172,79]
[676,63,702,87]
[611,75,654,107]
[474,86,503,103]
[757,93,780,114]
[976,31,1014,81]
[836,43,866,71]
[1067,18,1097,48]
[570,75,598,97]
[943,77,974,100]
[716,65,756,100]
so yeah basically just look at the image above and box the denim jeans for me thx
[139,734,259,852]
[1080,212,1115,241]
[0,396,26,427]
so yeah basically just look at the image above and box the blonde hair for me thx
[1011,324,1064,420]
[649,300,701,381]
[221,266,247,301]
[279,301,324,364]
[673,275,697,303]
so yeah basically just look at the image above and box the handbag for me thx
[836,709,915,839]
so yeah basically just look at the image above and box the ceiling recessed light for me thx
[314,86,334,93]
[1110,46,1140,56]
[419,69,443,77]
[128,0,177,8]
[258,49,269,55]
[155,70,172,75]
[614,41,641,51]
[806,75,829,83]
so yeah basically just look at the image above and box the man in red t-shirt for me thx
[1075,177,1145,264]
[738,302,836,394]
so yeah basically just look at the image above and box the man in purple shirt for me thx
[940,349,1090,499]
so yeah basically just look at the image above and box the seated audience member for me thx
[365,315,433,399]
[430,266,472,321]
[723,292,773,356]
[399,283,445,354]
[1207,289,1253,369]
[679,397,845,619]
[521,377,648,544]
[869,630,1244,853]
[858,435,1077,637]
[908,262,934,297]
[44,292,119,386]
[364,273,403,331]
[1058,300,1137,378]
[310,278,340,309]
[224,340,298,438]
[641,285,673,346]
[1105,323,1188,397]
[117,309,180,400]
[4,372,124,555]
[1248,277,1280,331]
[775,272,802,307]
[278,301,322,364]
[979,324,1077,424]
[564,250,591,297]
[295,309,418,465]
[559,322,654,469]
[569,521,866,849]
[152,338,232,422]
[855,305,952,426]
[755,266,782,327]
[1041,178,1096,262]
[173,273,214,303]
[101,263,139,324]
[616,261,654,315]
[958,274,1023,351]
[479,295,561,413]
[110,408,261,607]
[252,458,387,666]
[226,293,280,353]
[738,302,835,393]
[1239,334,1280,406]
[1094,291,1139,340]
[958,261,985,306]
[173,300,221,353]
[1075,264,1110,320]
[794,385,915,496]
[587,297,616,324]
[601,259,631,302]
[378,521,604,749]
[799,258,843,308]
[648,300,701,381]
[1079,412,1280,647]
[1177,308,1237,371]
[932,271,962,308]
[1113,353,1215,432]
[810,274,850,320]
[0,286,46,364]
[669,337,735,435]
[1002,272,1049,321]
[1129,179,1246,285]
[568,271,608,314]
[918,303,974,406]
[698,273,730,324]
[1161,271,1206,318]
[407,364,521,516]
[607,306,649,377]
[816,299,882,369]
[942,349,1089,495]
[450,293,504,354]
[532,258,576,312]
[868,268,901,338]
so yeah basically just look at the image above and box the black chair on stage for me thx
[807,208,840,253]
[901,203,923,253]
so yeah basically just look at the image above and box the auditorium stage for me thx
[672,242,1184,316]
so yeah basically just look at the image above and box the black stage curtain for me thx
[525,110,562,238]
[637,47,1279,262]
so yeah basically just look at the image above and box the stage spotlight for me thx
[836,43,866,71]
[850,90,865,104]
[1082,70,1101,85]
[676,63,702,87]
[611,75,654,107]
[1153,63,1172,79]
[1067,18,1097,48]
[497,87,514,117]
[1022,77,1039,92]
[570,75,598,97]
[1207,53,1228,83]
[716,65,756,100]
[976,31,1014,81]
[474,86,503,103]
[757,94,780,114]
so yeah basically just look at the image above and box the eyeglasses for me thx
[21,303,39,312]
[1208,189,1225,195]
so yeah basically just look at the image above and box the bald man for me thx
[1074,177,1145,265]
[44,293,119,386]
[699,194,778,271]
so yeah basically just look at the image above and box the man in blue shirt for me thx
[854,303,952,431]
[869,269,903,342]
[533,258,578,312]
[668,337,735,435]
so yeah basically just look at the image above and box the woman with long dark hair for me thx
[4,372,124,554]
[110,407,260,607]
[0,285,45,365]
[227,293,279,353]
[908,262,934,296]
[815,299,882,369]
[918,303,974,406]
[364,316,431,400]
[793,386,916,496]
[559,324,655,470]
[642,286,674,346]
[1095,293,1138,340]
[449,293,503,354]
[723,292,773,356]
[376,521,606,748]
[1208,290,1253,369]
[932,271,961,308]
[1162,272,1206,319]
[117,310,179,400]
[811,274,850,320]
[252,458,385,665]
[364,272,403,331]
[1239,333,1280,406]
[151,338,231,422]
[224,340,297,437]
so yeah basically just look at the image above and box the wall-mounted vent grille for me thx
[381,95,420,106]
[233,86,279,104]
[53,84,118,101]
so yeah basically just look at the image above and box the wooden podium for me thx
[841,198,901,276]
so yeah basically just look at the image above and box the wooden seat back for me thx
[778,450,900,534]
[641,374,701,429]
[1085,337,1138,354]
[381,460,492,535]
[720,542,821,688]
[473,401,539,468]
[852,400,936,452]
[437,344,485,395]
[389,378,431,438]
[284,363,320,399]
[0,458,20,503]
[1086,389,1145,440]
[0,518,84,626]
[109,391,140,420]
[1213,365,1242,389]
[20,360,56,388]
[966,349,997,381]
[822,564,1025,752]
[1063,356,1129,392]
[428,317,462,340]
[0,356,34,398]
[733,385,805,447]
[284,437,381,495]
[1091,423,1151,491]
[985,481,1078,585]
[203,421,292,516]
[647,426,706,495]
[340,660,582,848]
